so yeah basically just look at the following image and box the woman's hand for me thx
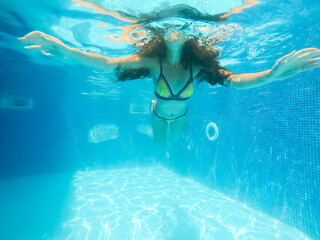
[18,30,120,70]
[18,31,68,56]
[270,48,320,80]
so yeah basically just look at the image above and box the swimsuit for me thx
[155,58,193,101]
[153,59,193,121]
[152,100,188,122]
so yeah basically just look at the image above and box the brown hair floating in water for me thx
[116,28,232,86]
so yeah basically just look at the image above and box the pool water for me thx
[0,0,319,239]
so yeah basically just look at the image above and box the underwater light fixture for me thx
[0,95,33,109]
[88,124,118,143]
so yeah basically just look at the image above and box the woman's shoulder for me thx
[140,56,158,65]
[139,56,160,76]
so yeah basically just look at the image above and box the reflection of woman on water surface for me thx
[18,2,320,151]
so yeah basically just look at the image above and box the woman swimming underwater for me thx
[18,7,320,152]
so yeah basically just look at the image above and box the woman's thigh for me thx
[169,114,187,143]
[151,111,168,151]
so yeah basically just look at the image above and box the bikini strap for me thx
[159,58,163,73]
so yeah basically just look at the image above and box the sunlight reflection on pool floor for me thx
[54,167,309,240]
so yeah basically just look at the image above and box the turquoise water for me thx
[0,0,319,239]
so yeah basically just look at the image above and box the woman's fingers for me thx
[303,62,320,71]
[294,48,319,58]
[293,48,319,59]
[18,31,46,45]
[18,36,33,44]
[298,50,320,60]
[283,49,320,66]
[24,45,42,49]
[306,57,320,64]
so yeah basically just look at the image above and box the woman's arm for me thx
[18,31,148,71]
[72,0,138,23]
[220,0,258,21]
[71,1,230,23]
[70,1,259,24]
[226,48,320,89]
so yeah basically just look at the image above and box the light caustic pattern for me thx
[55,167,310,240]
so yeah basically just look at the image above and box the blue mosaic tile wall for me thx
[168,69,320,239]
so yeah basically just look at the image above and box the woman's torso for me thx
[148,58,201,119]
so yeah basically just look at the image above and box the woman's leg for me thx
[151,111,168,152]
[168,114,187,143]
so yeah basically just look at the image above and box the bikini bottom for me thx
[152,100,188,122]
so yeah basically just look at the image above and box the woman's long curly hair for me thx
[115,28,230,85]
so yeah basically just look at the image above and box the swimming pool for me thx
[0,0,319,239]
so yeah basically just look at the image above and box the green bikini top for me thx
[155,59,194,101]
